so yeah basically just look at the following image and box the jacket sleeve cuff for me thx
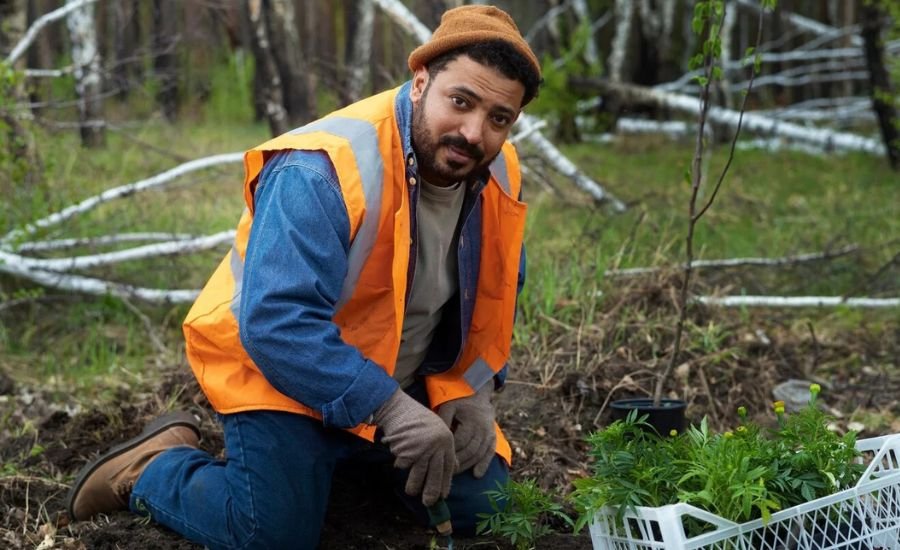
[321,361,399,429]
[493,365,509,391]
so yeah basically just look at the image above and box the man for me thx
[65,5,541,548]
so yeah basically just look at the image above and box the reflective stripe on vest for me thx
[229,116,385,321]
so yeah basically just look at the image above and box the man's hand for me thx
[373,389,457,506]
[437,383,496,478]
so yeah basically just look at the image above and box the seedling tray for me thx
[590,434,900,549]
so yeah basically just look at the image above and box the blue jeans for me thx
[130,409,509,549]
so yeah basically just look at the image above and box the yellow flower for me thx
[737,406,747,418]
[810,383,821,396]
[773,400,785,410]
[724,431,734,438]
[669,429,678,437]
[736,426,747,433]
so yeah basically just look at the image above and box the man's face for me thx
[410,55,525,187]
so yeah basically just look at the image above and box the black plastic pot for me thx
[610,398,687,435]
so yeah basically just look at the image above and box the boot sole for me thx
[65,411,201,521]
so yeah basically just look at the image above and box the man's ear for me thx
[410,67,429,104]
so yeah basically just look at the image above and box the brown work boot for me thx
[66,411,201,521]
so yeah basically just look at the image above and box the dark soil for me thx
[1,298,897,549]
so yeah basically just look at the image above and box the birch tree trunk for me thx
[244,0,289,136]
[718,1,737,109]
[343,0,375,105]
[152,0,179,120]
[268,0,313,125]
[570,77,887,155]
[572,0,600,67]
[66,0,105,147]
[608,0,634,83]
[860,2,899,170]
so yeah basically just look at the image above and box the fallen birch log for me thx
[605,245,861,277]
[15,233,201,252]
[570,77,885,155]
[735,0,862,48]
[370,0,625,210]
[0,249,199,304]
[694,295,899,308]
[11,231,235,271]
[1,152,244,247]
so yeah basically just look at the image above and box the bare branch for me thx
[12,231,235,271]
[1,152,243,246]
[695,295,900,308]
[15,233,200,253]
[5,0,100,65]
[0,249,198,304]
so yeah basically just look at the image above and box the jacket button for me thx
[408,157,415,166]
[408,177,416,186]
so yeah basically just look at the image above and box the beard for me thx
[411,86,496,186]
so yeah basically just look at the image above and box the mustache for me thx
[439,135,484,162]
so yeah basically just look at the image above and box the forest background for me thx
[0,1,898,549]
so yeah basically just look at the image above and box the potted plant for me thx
[571,385,900,549]
[605,0,759,434]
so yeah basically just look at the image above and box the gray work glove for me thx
[437,383,496,479]
[373,389,457,506]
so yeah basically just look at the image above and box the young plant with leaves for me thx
[476,478,573,550]
[651,0,777,407]
[571,386,864,537]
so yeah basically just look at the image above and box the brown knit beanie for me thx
[408,5,541,81]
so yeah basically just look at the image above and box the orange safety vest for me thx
[183,86,526,464]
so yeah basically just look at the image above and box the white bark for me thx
[605,245,861,277]
[719,1,737,109]
[5,0,98,65]
[660,0,676,53]
[0,249,199,304]
[373,0,626,209]
[608,0,633,83]
[603,81,885,155]
[1,152,244,246]
[346,0,375,103]
[13,231,235,271]
[735,0,862,47]
[571,0,599,66]
[695,295,899,308]
[517,115,626,210]
[15,233,199,252]
[656,43,900,93]
[369,0,431,43]
[66,0,104,145]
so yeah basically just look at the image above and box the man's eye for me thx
[492,114,511,126]
[451,96,468,107]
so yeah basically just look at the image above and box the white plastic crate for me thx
[590,434,900,550]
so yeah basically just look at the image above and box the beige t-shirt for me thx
[393,179,466,388]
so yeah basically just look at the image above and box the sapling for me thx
[651,0,776,407]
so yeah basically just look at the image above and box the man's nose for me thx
[459,115,484,146]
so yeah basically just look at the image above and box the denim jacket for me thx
[238,82,525,429]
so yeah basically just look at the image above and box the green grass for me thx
[1,100,898,397]
[517,135,899,334]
